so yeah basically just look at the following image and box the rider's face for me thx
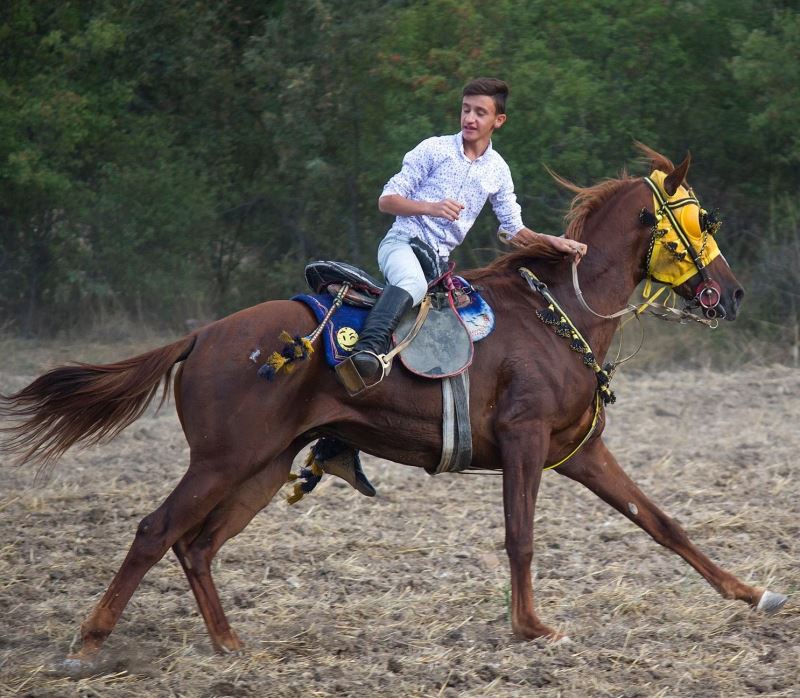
[460,95,506,145]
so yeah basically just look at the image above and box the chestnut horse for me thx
[1,147,786,663]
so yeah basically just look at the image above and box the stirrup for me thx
[335,350,393,396]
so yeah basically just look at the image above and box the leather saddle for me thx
[305,238,449,305]
[304,260,385,308]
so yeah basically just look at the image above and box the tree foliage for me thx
[1,0,797,348]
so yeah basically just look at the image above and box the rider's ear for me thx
[664,152,691,196]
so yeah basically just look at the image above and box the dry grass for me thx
[0,341,798,697]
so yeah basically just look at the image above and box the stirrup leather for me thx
[335,296,432,396]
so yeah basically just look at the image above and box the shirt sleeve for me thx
[381,138,436,198]
[489,162,525,234]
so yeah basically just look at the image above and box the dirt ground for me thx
[0,341,798,697]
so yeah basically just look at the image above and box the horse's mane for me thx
[465,142,674,282]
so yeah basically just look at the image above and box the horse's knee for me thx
[505,541,533,566]
[133,513,170,564]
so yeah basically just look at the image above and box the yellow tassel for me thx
[287,483,305,505]
[266,351,288,373]
[304,451,315,467]
[287,472,299,482]
[310,460,324,477]
[279,330,294,344]
[301,337,314,355]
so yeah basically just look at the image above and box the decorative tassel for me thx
[257,363,278,381]
[525,265,620,407]
[284,438,351,504]
[286,466,323,505]
[258,331,315,381]
[536,305,560,326]
[599,385,617,405]
[639,208,658,227]
[287,482,306,505]
[555,321,572,338]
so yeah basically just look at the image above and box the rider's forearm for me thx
[378,194,433,218]
[509,227,544,243]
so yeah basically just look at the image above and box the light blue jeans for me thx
[377,234,430,306]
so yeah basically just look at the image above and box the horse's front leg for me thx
[558,438,787,613]
[501,425,564,641]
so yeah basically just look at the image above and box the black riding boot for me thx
[343,285,413,383]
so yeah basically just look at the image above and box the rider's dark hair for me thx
[462,77,509,114]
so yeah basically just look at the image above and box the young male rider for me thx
[339,77,587,386]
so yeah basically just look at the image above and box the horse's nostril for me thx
[734,288,745,304]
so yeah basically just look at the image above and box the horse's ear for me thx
[663,152,691,196]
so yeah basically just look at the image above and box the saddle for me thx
[302,240,492,378]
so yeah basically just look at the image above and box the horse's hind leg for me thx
[73,455,256,659]
[172,446,298,653]
[558,438,787,612]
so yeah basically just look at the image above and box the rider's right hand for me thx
[427,199,464,221]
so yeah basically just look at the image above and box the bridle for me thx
[642,174,723,319]
[571,172,724,330]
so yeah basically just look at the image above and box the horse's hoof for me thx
[512,621,565,642]
[550,634,572,646]
[56,656,99,678]
[214,631,245,654]
[756,590,787,615]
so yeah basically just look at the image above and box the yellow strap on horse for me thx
[543,391,602,471]
[636,284,668,314]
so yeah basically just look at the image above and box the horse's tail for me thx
[1,335,196,473]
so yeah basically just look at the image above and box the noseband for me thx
[642,175,723,319]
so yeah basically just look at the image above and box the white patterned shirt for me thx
[381,132,525,259]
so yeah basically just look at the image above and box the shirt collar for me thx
[455,131,493,162]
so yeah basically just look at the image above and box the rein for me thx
[570,261,719,329]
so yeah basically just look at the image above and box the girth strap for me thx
[433,370,472,474]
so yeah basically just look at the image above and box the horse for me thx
[1,145,786,665]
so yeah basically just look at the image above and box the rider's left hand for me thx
[546,235,587,264]
[504,228,587,264]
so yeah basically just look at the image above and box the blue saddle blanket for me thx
[293,280,494,367]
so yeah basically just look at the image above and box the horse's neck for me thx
[551,187,649,360]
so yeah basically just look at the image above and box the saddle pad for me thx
[454,279,494,341]
[292,284,494,371]
[293,294,367,365]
